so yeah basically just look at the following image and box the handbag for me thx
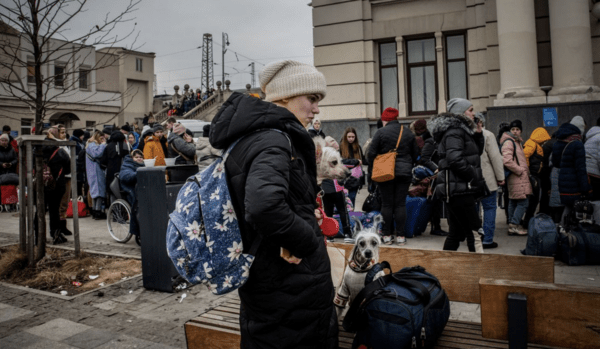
[362,188,382,212]
[371,126,403,183]
[66,196,90,218]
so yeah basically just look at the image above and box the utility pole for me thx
[249,62,255,88]
[222,32,229,85]
[201,33,214,92]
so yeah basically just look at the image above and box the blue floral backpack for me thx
[166,130,289,295]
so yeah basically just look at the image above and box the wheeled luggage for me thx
[405,196,432,238]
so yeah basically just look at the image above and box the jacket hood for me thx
[586,126,600,140]
[109,130,125,143]
[144,135,160,143]
[210,92,308,150]
[123,155,144,168]
[69,135,83,144]
[555,122,581,140]
[529,127,551,144]
[427,113,476,142]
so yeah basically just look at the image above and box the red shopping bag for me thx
[66,196,90,218]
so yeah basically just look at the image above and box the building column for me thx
[548,0,600,100]
[494,0,545,106]
[396,36,407,117]
[435,32,447,113]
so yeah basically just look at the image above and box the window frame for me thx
[21,118,33,135]
[27,61,35,85]
[54,63,66,88]
[85,121,96,132]
[79,66,90,90]
[378,40,399,113]
[444,32,469,101]
[405,35,438,116]
[135,58,143,72]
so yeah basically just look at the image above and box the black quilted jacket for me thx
[210,92,338,349]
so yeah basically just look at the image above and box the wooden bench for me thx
[185,246,563,348]
[480,278,600,349]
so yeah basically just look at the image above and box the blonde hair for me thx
[87,130,104,146]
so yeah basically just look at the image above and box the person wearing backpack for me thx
[99,129,129,205]
[209,60,338,349]
[552,118,592,223]
[428,98,486,253]
[500,120,531,236]
[522,127,551,228]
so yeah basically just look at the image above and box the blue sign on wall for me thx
[543,107,558,127]
[10,131,18,138]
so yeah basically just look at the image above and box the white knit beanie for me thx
[259,60,327,102]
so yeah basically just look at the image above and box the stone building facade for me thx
[312,0,600,142]
[0,22,155,135]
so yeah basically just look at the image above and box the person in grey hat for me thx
[447,98,474,117]
[208,60,338,348]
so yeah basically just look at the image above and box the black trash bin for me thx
[137,165,199,292]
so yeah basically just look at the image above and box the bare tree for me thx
[0,0,141,264]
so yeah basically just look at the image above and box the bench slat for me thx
[480,278,600,349]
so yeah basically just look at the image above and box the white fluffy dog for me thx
[314,136,349,185]
[334,215,385,318]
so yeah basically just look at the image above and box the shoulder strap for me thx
[394,126,404,151]
[501,138,519,165]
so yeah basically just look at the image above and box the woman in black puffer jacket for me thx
[367,107,419,245]
[210,60,337,349]
[428,111,486,252]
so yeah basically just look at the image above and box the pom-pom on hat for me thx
[259,60,327,102]
[381,107,399,122]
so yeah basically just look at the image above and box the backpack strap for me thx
[364,261,391,285]
[501,138,518,165]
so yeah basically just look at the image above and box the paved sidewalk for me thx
[0,189,599,348]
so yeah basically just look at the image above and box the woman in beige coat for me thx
[477,113,505,248]
[500,120,531,235]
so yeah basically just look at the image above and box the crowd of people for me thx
[17,112,218,245]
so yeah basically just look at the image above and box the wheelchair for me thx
[106,174,140,245]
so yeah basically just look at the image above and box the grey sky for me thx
[1,0,314,93]
[70,0,315,94]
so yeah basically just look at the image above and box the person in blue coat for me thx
[552,120,592,214]
[120,149,145,237]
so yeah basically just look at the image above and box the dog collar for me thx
[349,259,376,272]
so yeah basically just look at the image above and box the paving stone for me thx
[94,334,154,349]
[62,328,119,349]
[112,289,144,304]
[26,318,92,342]
[0,303,34,323]
[0,331,44,349]
[25,337,80,349]
[93,301,119,311]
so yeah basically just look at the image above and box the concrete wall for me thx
[95,52,120,93]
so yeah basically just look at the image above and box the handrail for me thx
[182,93,218,120]
[154,105,171,122]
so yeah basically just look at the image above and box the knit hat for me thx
[259,60,327,102]
[509,119,523,132]
[131,149,143,158]
[172,123,186,135]
[120,125,131,133]
[447,98,473,115]
[2,125,10,132]
[381,107,399,122]
[141,125,151,135]
[413,119,427,135]
[102,126,112,135]
[153,125,164,133]
[475,112,486,125]
[570,116,586,135]
[73,129,85,138]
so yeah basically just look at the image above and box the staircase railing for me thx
[154,105,171,122]
[182,93,219,120]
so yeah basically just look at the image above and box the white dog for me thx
[314,136,349,185]
[334,215,385,319]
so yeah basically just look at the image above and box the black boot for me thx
[60,219,73,236]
